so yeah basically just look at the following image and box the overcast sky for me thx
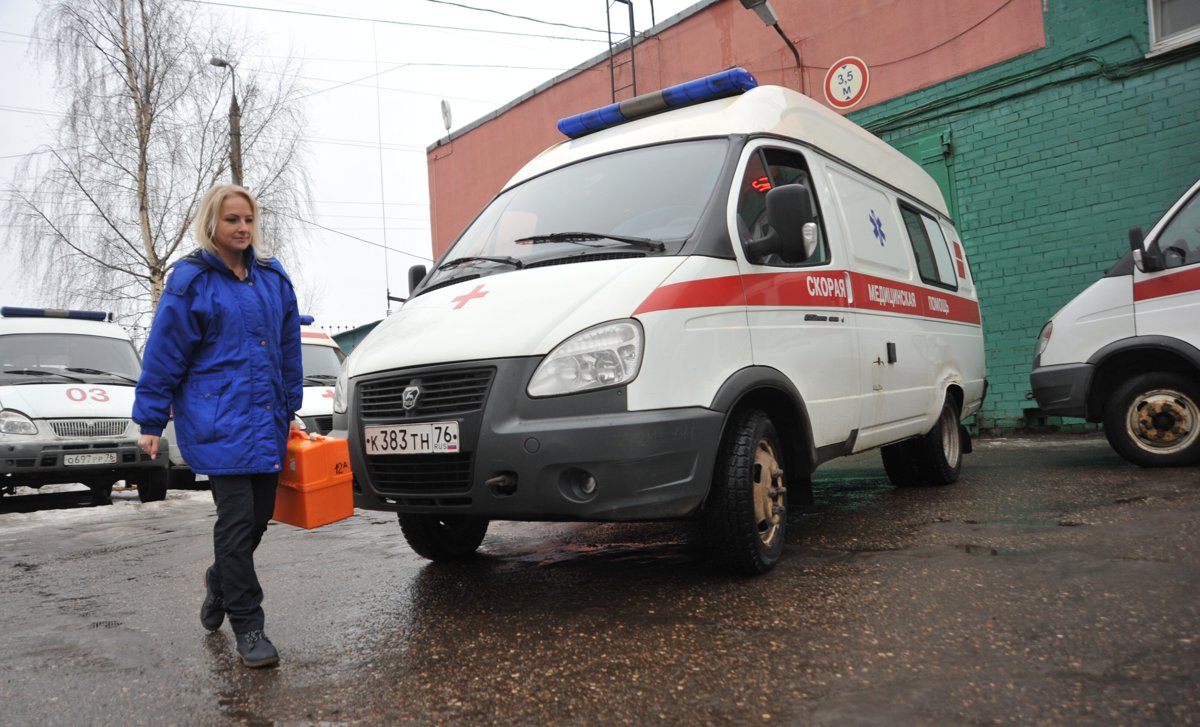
[0,0,699,331]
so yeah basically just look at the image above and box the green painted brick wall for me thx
[849,0,1200,430]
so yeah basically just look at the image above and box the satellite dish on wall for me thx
[440,100,452,132]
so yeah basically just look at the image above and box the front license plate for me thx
[64,452,118,466]
[363,422,460,455]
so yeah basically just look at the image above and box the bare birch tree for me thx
[4,0,310,324]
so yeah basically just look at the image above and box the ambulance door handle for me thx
[844,271,854,304]
[886,342,897,364]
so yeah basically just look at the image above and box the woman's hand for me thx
[138,434,161,460]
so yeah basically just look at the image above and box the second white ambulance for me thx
[0,307,169,504]
[333,69,988,573]
[1032,177,1200,467]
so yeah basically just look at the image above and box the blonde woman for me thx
[134,184,302,668]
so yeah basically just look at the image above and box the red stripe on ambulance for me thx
[1133,266,1200,302]
[633,275,745,315]
[635,270,980,325]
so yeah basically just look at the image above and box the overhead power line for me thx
[180,1,608,43]
[422,0,608,35]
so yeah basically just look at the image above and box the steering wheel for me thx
[1163,239,1190,268]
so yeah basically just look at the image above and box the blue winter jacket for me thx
[133,250,303,475]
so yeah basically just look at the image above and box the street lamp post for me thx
[739,0,804,93]
[209,56,244,186]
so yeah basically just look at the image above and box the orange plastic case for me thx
[273,430,354,529]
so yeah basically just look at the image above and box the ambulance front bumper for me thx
[1030,363,1095,419]
[341,358,725,521]
[0,436,168,487]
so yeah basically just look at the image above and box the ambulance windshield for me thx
[302,342,345,381]
[430,139,728,285]
[0,334,141,383]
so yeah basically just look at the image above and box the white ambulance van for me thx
[162,315,345,484]
[333,69,988,573]
[297,315,344,435]
[1031,177,1200,467]
[0,307,168,504]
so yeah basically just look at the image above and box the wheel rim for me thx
[751,437,785,546]
[1125,388,1199,455]
[939,405,961,469]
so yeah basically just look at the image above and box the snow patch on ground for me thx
[0,485,211,534]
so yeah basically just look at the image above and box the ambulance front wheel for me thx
[706,408,788,576]
[398,513,489,561]
[881,398,962,487]
[136,470,168,503]
[86,479,114,506]
[1104,372,1200,467]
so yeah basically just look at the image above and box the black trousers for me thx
[208,473,277,634]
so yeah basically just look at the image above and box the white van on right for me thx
[1031,177,1200,466]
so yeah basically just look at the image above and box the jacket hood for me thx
[346,257,683,377]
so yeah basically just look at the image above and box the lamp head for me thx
[739,0,778,26]
[209,56,230,68]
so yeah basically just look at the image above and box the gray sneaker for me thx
[200,567,225,632]
[235,629,279,668]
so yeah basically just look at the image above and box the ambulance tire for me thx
[136,471,168,503]
[707,408,788,576]
[1103,372,1200,467]
[398,513,489,561]
[87,480,114,506]
[882,399,962,488]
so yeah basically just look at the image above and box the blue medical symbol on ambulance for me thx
[869,210,886,246]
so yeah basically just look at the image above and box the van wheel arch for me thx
[1087,339,1200,421]
[707,368,815,510]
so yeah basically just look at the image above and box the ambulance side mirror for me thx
[745,184,818,264]
[1129,226,1164,272]
[408,264,428,294]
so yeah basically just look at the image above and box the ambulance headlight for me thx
[0,410,37,435]
[528,320,644,397]
[333,367,349,414]
[1035,321,1053,357]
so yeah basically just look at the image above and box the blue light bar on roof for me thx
[557,68,758,139]
[299,315,315,325]
[0,306,109,321]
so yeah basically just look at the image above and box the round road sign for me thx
[824,57,870,110]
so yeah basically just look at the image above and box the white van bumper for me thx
[342,357,725,521]
[1030,363,1095,419]
[1,435,169,488]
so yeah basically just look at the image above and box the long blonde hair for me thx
[193,184,268,260]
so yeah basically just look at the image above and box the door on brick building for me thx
[893,128,959,221]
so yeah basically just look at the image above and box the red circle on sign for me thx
[823,56,870,110]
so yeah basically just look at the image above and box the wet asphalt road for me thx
[1,434,1196,726]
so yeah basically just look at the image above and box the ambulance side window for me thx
[900,204,957,289]
[736,149,828,266]
[1157,191,1200,269]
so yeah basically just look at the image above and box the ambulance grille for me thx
[312,416,333,434]
[366,453,473,494]
[358,368,494,419]
[49,419,129,438]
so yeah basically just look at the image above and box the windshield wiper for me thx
[304,374,337,384]
[0,368,87,383]
[437,255,524,271]
[514,231,665,252]
[66,367,138,384]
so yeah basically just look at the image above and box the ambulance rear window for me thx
[0,333,141,379]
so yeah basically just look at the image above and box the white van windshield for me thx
[302,342,345,382]
[429,139,729,286]
[0,333,141,383]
